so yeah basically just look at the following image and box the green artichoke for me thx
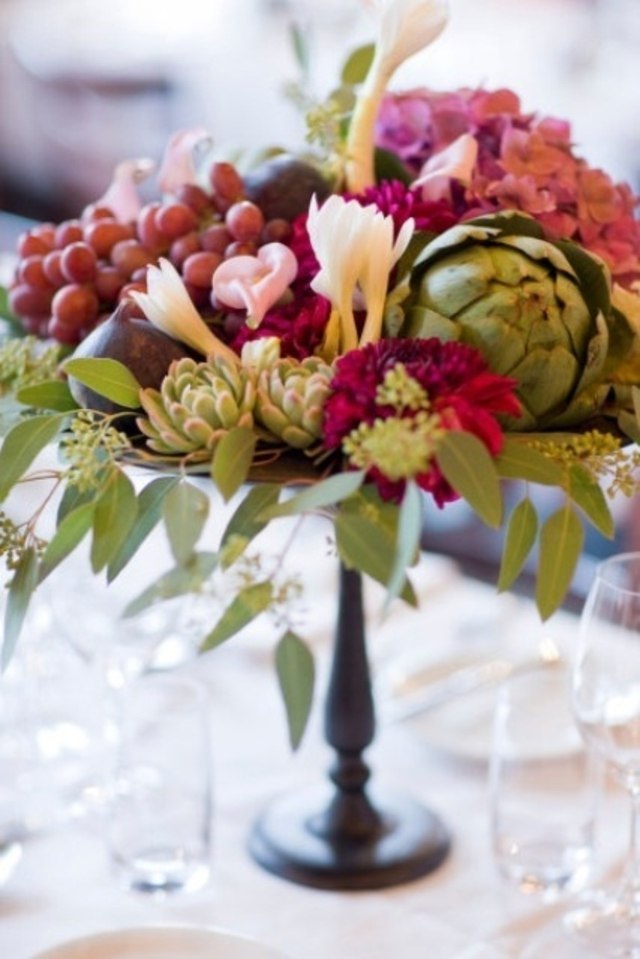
[256,356,334,449]
[402,212,635,430]
[138,356,256,457]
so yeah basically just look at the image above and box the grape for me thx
[110,240,153,278]
[137,202,167,251]
[61,242,98,283]
[81,203,115,224]
[21,316,50,337]
[200,224,232,255]
[32,224,56,249]
[9,283,54,318]
[95,266,126,303]
[262,218,292,243]
[209,162,244,204]
[17,232,50,258]
[54,220,83,248]
[18,255,52,291]
[225,240,257,258]
[182,251,222,288]
[184,282,210,308]
[84,219,134,257]
[43,250,66,287]
[169,231,201,268]
[47,315,83,345]
[51,284,99,331]
[225,201,264,243]
[155,201,198,241]
[175,183,212,215]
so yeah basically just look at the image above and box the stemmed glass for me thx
[568,551,640,954]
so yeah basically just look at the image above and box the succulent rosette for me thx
[400,212,636,430]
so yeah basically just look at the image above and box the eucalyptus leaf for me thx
[200,581,273,652]
[57,479,103,524]
[211,427,256,503]
[0,413,63,502]
[275,630,315,750]
[90,469,138,573]
[289,21,310,78]
[124,551,219,618]
[108,476,180,582]
[263,470,365,519]
[163,481,210,566]
[536,504,584,620]
[63,357,142,409]
[497,498,538,592]
[16,379,77,412]
[496,437,565,486]
[3,547,39,669]
[335,510,417,606]
[219,483,281,570]
[568,464,614,539]
[40,500,95,581]
[385,481,422,609]
[341,43,374,85]
[436,431,502,528]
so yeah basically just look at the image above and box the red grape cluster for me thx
[9,162,292,345]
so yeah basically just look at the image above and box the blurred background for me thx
[0,0,638,223]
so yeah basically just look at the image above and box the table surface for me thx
[0,487,629,959]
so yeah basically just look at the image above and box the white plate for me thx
[32,927,291,959]
[399,659,582,764]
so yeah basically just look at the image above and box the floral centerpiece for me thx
[1,0,640,757]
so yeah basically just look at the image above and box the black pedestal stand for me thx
[249,564,451,890]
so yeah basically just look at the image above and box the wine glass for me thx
[567,551,640,954]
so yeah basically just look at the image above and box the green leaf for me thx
[39,500,95,581]
[385,480,422,609]
[374,147,412,186]
[219,483,281,570]
[107,476,180,582]
[57,480,102,524]
[0,413,63,501]
[123,552,218,618]
[200,581,273,652]
[275,630,315,750]
[497,498,538,592]
[263,470,365,519]
[3,547,39,669]
[496,437,565,486]
[63,357,142,409]
[436,431,502,528]
[341,43,375,85]
[211,427,256,503]
[163,481,210,566]
[536,504,584,620]
[335,508,417,606]
[289,21,310,78]
[90,469,138,573]
[568,464,614,539]
[16,379,78,412]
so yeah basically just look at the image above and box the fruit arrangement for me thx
[8,153,329,346]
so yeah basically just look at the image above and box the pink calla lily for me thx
[157,128,213,195]
[412,133,478,201]
[212,243,298,329]
[96,158,156,223]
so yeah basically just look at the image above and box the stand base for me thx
[249,786,451,891]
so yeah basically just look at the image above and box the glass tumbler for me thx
[107,673,213,894]
[489,662,598,898]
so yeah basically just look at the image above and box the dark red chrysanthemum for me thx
[228,290,330,361]
[323,338,522,505]
[346,179,459,235]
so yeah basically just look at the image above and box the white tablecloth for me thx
[0,526,630,959]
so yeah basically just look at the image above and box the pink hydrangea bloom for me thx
[375,86,640,285]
